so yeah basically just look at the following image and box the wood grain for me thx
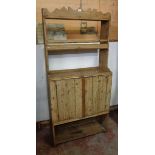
[98,76,106,112]
[37,0,118,41]
[56,80,65,121]
[75,79,83,118]
[47,43,108,51]
[67,79,76,119]
[42,7,110,21]
[54,117,105,144]
[92,76,99,114]
[85,77,93,116]
[48,67,112,81]
[105,75,112,111]
[41,4,113,145]
[49,81,59,123]
[99,49,108,69]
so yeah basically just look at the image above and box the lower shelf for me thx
[54,116,106,144]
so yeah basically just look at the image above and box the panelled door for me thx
[49,74,112,123]
[85,75,107,116]
[50,78,82,123]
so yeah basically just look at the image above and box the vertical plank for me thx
[75,79,82,118]
[49,81,59,123]
[92,76,99,114]
[100,20,110,40]
[61,80,70,120]
[85,77,93,116]
[99,49,108,70]
[98,76,106,112]
[67,79,76,119]
[105,75,112,111]
[82,78,85,117]
[56,80,66,121]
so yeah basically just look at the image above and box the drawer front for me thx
[49,74,112,123]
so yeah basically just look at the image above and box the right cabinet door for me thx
[84,74,112,116]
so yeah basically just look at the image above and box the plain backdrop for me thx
[1,1,155,155]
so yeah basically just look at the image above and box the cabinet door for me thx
[50,78,82,123]
[85,75,108,116]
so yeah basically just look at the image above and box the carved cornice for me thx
[42,7,111,21]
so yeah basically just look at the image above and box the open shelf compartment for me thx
[54,115,106,144]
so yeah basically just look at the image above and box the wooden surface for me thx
[53,111,108,126]
[98,76,107,112]
[99,49,108,69]
[36,105,118,128]
[49,81,58,123]
[49,73,112,124]
[50,78,83,122]
[75,79,83,118]
[85,77,93,116]
[47,43,108,51]
[43,7,110,20]
[36,0,118,41]
[41,5,113,145]
[48,67,112,80]
[42,7,110,44]
[105,75,112,111]
[54,117,105,144]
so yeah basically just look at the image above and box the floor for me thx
[36,110,118,155]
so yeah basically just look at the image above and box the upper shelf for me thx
[46,42,108,52]
[42,7,111,21]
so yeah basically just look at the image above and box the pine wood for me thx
[98,76,107,112]
[56,80,66,121]
[99,49,108,69]
[67,79,76,119]
[85,77,93,116]
[47,43,108,51]
[36,0,118,41]
[93,76,99,114]
[54,117,106,144]
[42,8,112,145]
[75,79,83,118]
[105,75,112,112]
[49,81,58,123]
[54,111,108,126]
[42,7,110,21]
[48,67,112,80]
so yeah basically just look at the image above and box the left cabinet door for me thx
[49,78,82,123]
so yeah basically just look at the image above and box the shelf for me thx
[54,117,106,144]
[47,39,108,44]
[48,67,112,80]
[47,33,101,44]
[46,43,108,52]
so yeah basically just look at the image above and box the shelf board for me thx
[54,117,106,144]
[48,67,112,80]
[46,43,108,52]
[47,39,108,44]
[47,33,101,44]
